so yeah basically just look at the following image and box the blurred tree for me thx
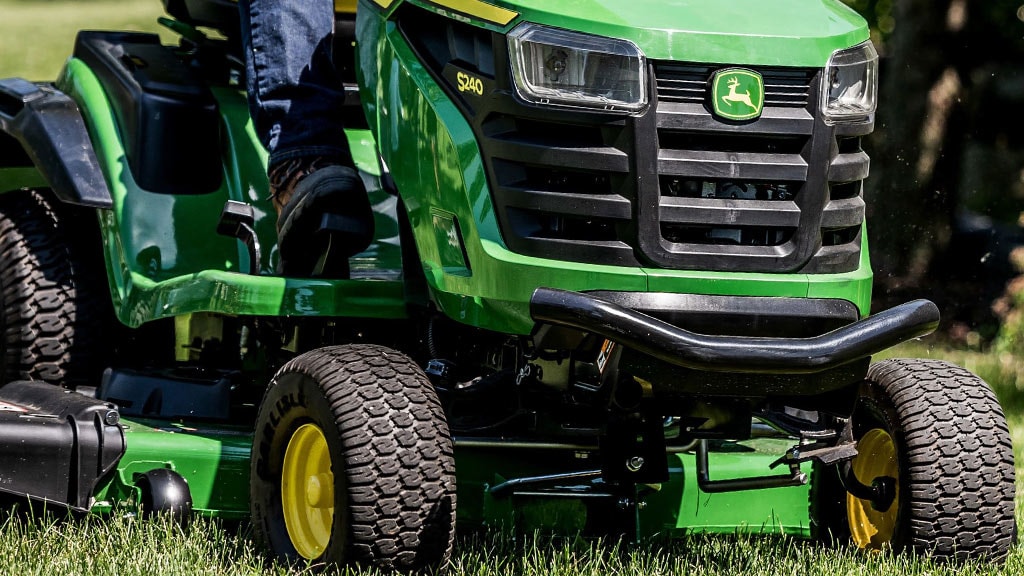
[848,0,1024,341]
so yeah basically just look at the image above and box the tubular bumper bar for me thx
[529,288,939,375]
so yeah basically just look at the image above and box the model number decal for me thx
[457,71,484,96]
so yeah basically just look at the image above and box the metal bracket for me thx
[216,200,261,275]
[769,440,858,469]
[695,440,807,493]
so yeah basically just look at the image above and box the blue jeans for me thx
[238,0,352,168]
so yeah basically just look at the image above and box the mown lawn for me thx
[2,494,1023,576]
[1,0,1022,574]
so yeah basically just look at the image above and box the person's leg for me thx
[238,0,351,168]
[238,0,373,275]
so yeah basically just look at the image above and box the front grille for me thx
[398,5,869,274]
[642,61,867,272]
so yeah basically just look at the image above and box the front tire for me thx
[818,358,1016,561]
[250,344,456,571]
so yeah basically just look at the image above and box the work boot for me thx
[268,156,374,276]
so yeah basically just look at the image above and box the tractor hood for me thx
[493,0,869,67]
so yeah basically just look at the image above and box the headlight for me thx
[507,23,647,114]
[821,41,878,124]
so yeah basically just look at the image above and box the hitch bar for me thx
[530,288,939,375]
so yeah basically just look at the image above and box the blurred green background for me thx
[0,0,173,80]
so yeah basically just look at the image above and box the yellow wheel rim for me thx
[282,423,334,559]
[846,427,900,549]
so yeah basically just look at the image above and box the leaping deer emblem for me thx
[721,76,757,111]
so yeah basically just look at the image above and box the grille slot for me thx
[658,131,807,155]
[661,224,796,247]
[822,226,860,246]
[829,181,861,200]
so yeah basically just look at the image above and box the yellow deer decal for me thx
[721,76,756,111]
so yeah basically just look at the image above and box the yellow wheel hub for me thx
[282,423,334,559]
[847,427,900,549]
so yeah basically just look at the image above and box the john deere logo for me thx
[712,68,764,121]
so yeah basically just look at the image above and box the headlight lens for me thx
[821,41,878,124]
[507,23,647,114]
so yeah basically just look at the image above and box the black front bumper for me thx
[530,288,939,398]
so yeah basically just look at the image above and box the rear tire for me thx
[814,358,1016,561]
[250,344,456,571]
[0,189,110,387]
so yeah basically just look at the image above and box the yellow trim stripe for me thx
[335,0,359,13]
[426,0,518,25]
[371,0,397,8]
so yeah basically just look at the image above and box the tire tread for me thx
[0,190,108,387]
[868,358,1015,561]
[273,344,456,571]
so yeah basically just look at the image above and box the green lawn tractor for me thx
[0,0,1016,570]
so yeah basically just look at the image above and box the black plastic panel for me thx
[0,78,112,207]
[0,380,125,511]
[73,31,222,195]
[98,367,235,420]
[163,0,240,38]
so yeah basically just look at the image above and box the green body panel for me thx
[452,440,809,536]
[56,58,407,327]
[643,235,874,315]
[399,0,868,67]
[93,418,252,519]
[97,426,808,531]
[642,441,810,538]
[360,16,648,334]
[357,10,873,335]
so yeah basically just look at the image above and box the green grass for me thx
[1,512,1021,576]
[2,1,1023,574]
[0,0,173,82]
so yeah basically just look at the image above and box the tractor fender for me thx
[0,77,112,208]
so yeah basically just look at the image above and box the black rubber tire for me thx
[0,190,110,388]
[137,468,194,520]
[814,358,1016,562]
[250,344,456,571]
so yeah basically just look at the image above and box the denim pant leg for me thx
[239,0,352,168]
